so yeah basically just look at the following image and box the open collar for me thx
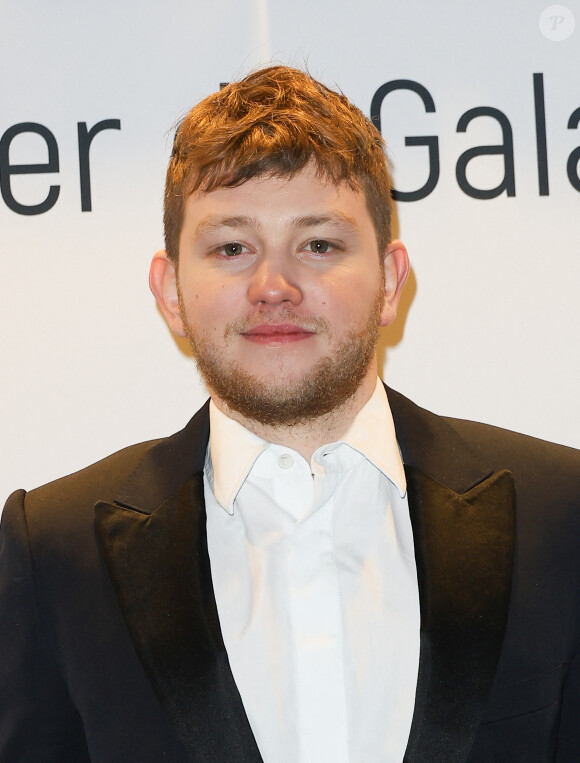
[207,378,406,515]
[94,387,515,763]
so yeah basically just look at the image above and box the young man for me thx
[1,66,579,762]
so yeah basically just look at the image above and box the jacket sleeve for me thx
[0,491,90,762]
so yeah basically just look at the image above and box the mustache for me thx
[224,308,331,338]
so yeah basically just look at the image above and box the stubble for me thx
[179,291,384,428]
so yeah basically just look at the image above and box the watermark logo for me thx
[539,5,575,40]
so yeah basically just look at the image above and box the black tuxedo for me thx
[1,387,579,762]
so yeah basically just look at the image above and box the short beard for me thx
[180,295,383,428]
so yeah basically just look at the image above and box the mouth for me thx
[241,323,316,345]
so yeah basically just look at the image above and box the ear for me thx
[149,250,186,338]
[380,240,410,328]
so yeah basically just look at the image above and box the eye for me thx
[306,239,334,254]
[214,242,248,257]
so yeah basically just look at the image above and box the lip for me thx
[241,323,315,344]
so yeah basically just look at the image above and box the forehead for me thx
[180,166,373,237]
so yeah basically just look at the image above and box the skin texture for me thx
[150,165,409,460]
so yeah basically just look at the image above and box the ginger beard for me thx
[178,284,385,428]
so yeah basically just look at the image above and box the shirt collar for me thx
[205,404,268,515]
[206,377,406,515]
[338,378,407,498]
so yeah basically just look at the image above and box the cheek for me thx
[185,289,240,333]
[314,280,367,314]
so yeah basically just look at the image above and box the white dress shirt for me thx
[204,379,420,762]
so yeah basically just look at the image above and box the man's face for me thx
[151,165,407,426]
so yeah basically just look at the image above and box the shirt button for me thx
[278,453,294,469]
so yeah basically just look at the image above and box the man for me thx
[0,66,579,762]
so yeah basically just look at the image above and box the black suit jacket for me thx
[1,388,579,762]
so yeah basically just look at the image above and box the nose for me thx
[246,255,303,307]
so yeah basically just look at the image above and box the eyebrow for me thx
[291,213,358,231]
[195,211,359,237]
[195,215,259,236]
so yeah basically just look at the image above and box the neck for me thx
[211,369,378,462]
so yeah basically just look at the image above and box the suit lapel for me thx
[403,466,515,762]
[94,388,515,763]
[387,387,516,762]
[94,403,261,761]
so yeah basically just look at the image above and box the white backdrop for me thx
[1,0,579,503]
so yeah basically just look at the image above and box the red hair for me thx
[164,65,393,261]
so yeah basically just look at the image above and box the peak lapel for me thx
[94,404,261,761]
[386,387,516,761]
[403,466,515,762]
